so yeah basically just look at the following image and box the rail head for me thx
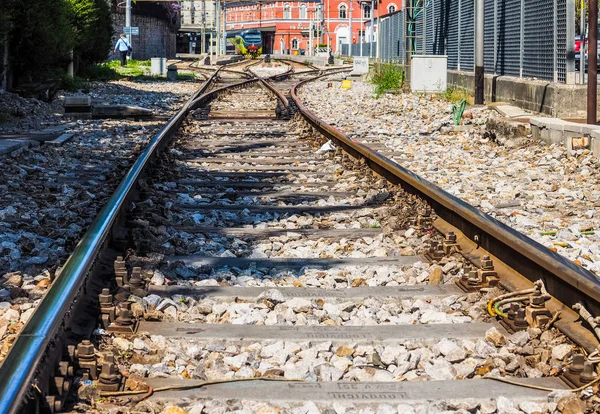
[290,74,600,318]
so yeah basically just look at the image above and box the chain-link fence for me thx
[344,0,575,83]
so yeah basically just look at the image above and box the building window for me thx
[284,3,291,19]
[292,38,298,49]
[363,5,371,18]
[339,4,347,19]
[300,3,307,19]
[388,5,396,13]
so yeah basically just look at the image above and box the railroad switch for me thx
[114,256,128,287]
[96,353,122,392]
[75,340,98,380]
[457,256,499,292]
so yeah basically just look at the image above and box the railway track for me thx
[1,58,600,413]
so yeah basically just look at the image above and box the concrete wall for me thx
[112,14,177,61]
[448,70,593,120]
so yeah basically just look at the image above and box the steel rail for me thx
[0,66,234,414]
[290,75,600,324]
[0,64,300,413]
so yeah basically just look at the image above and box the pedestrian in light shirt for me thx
[114,34,131,67]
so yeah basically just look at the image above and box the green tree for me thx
[67,0,113,68]
[7,0,74,81]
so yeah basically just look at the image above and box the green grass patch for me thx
[177,72,198,81]
[442,86,473,104]
[370,63,404,97]
[79,62,123,81]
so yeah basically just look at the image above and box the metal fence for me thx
[344,0,575,83]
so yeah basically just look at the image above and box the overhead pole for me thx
[126,0,133,59]
[349,0,353,55]
[216,0,221,56]
[580,0,587,83]
[474,0,484,104]
[201,0,206,54]
[370,0,374,57]
[222,3,226,55]
[588,0,597,124]
[360,2,363,56]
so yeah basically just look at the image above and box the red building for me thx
[224,0,400,55]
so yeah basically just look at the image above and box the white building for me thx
[178,0,217,54]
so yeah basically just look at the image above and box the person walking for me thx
[114,34,131,67]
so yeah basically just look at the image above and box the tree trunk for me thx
[1,37,8,93]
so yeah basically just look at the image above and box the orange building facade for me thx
[224,0,400,55]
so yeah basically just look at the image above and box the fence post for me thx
[423,0,427,54]
[457,0,461,70]
[493,0,497,74]
[519,0,524,78]
[475,0,484,104]
[554,0,558,82]
[566,0,576,84]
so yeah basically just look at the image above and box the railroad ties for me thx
[72,61,577,413]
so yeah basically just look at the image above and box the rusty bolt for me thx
[530,295,546,307]
[115,303,133,326]
[581,361,597,383]
[99,355,121,385]
[461,267,471,282]
[467,269,480,286]
[446,232,457,243]
[46,396,62,413]
[99,289,113,307]
[57,361,74,377]
[76,340,95,361]
[507,303,520,321]
[515,308,529,328]
[114,286,131,302]
[481,255,494,270]
[569,354,585,374]
[131,267,142,279]
[130,272,143,289]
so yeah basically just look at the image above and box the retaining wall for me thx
[448,70,593,119]
[112,14,177,61]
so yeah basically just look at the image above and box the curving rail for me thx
[290,73,600,352]
[0,60,297,414]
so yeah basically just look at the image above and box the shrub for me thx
[7,0,74,82]
[67,0,113,67]
[370,63,404,97]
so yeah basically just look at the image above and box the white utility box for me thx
[151,58,167,76]
[410,55,447,93]
[352,56,369,75]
